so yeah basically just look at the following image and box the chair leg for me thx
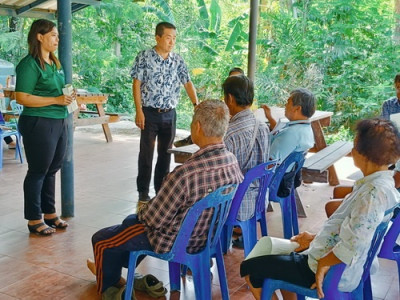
[221,224,233,254]
[169,262,181,291]
[0,137,3,170]
[259,209,268,237]
[215,242,229,300]
[280,197,293,239]
[290,191,299,236]
[125,252,139,300]
[241,221,257,258]
[191,255,212,300]
[15,134,23,163]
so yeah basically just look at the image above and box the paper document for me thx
[62,84,78,114]
[390,113,400,130]
[245,236,300,260]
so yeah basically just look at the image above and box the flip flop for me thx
[134,274,167,298]
[102,286,135,300]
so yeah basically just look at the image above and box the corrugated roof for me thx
[0,0,101,18]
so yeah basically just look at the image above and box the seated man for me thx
[222,75,270,222]
[262,88,316,163]
[262,88,316,196]
[87,100,243,298]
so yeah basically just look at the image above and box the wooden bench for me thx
[302,141,353,185]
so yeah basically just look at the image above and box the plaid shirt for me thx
[381,97,400,120]
[224,109,270,220]
[138,143,243,253]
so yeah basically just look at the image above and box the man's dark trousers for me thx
[137,107,176,195]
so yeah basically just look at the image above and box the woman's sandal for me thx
[134,274,167,298]
[27,222,55,236]
[44,217,69,229]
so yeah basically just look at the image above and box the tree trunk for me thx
[395,0,400,43]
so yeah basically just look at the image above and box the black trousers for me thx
[136,107,176,195]
[18,115,68,220]
[240,252,315,288]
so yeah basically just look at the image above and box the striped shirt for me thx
[224,109,270,220]
[138,143,243,253]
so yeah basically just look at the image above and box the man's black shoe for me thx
[138,193,150,202]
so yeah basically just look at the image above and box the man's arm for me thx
[133,79,145,130]
[184,81,198,106]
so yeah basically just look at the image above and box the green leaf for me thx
[196,0,210,29]
[209,0,221,33]
[225,22,242,51]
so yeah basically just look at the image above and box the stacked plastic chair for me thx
[124,184,238,300]
[0,110,23,170]
[221,160,277,257]
[268,151,306,239]
[261,204,400,300]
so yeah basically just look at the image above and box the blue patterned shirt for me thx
[130,48,191,109]
[306,171,400,292]
[224,109,270,220]
[381,97,400,120]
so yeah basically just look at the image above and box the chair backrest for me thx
[170,184,237,257]
[269,151,305,200]
[322,204,400,294]
[378,209,400,260]
[226,160,277,224]
[10,100,23,114]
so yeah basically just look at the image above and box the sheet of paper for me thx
[390,112,400,130]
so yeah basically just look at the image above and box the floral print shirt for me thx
[130,48,190,109]
[306,171,400,292]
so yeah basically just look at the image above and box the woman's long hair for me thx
[27,19,61,70]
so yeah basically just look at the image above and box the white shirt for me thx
[306,171,400,292]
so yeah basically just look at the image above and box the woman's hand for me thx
[310,264,330,299]
[58,93,75,106]
[291,231,316,252]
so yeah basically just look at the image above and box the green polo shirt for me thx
[15,55,68,119]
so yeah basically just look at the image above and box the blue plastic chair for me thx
[377,209,400,296]
[0,111,23,170]
[261,205,400,300]
[268,151,305,239]
[124,184,238,300]
[221,161,277,257]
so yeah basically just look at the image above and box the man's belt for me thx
[143,106,174,113]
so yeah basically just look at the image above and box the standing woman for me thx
[16,19,74,236]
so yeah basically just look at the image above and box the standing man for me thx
[130,22,198,203]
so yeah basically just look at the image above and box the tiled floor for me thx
[0,125,398,299]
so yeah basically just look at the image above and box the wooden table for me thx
[74,93,119,143]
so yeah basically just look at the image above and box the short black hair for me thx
[228,67,245,76]
[290,88,316,118]
[222,75,254,107]
[155,22,176,37]
[394,74,400,84]
[355,118,400,166]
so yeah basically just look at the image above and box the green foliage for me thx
[0,0,398,137]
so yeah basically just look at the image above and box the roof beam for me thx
[16,0,49,16]
[0,7,55,19]
[72,0,100,5]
